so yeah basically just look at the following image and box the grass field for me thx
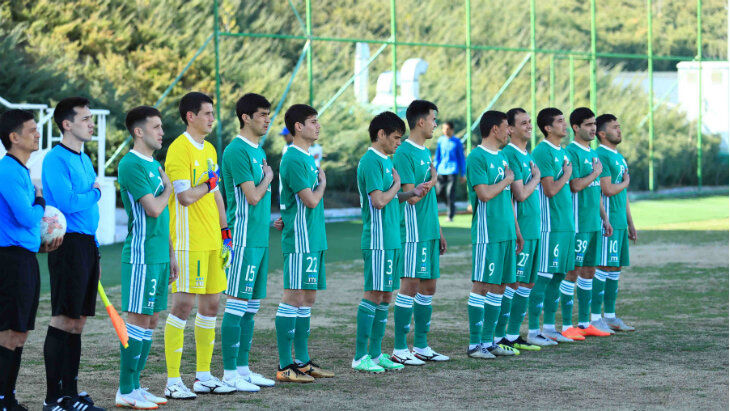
[20,196,729,409]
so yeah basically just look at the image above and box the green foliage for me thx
[0,0,726,192]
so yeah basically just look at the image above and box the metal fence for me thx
[106,0,726,191]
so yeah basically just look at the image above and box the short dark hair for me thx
[368,111,406,142]
[478,110,507,138]
[284,104,318,137]
[0,109,35,150]
[179,92,213,125]
[536,107,563,137]
[443,121,454,129]
[569,107,595,128]
[236,93,271,129]
[596,113,618,134]
[125,106,162,137]
[54,96,90,131]
[506,107,527,126]
[405,99,438,129]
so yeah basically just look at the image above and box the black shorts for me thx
[0,246,40,332]
[48,233,100,318]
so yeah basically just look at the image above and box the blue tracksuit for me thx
[0,154,45,252]
[42,143,100,236]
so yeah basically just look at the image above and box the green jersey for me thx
[279,144,327,253]
[222,136,271,248]
[466,145,516,244]
[502,143,540,240]
[118,150,170,264]
[393,139,440,243]
[565,141,602,233]
[533,140,573,233]
[357,148,401,250]
[597,144,628,230]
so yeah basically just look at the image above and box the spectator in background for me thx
[309,142,323,168]
[434,121,466,222]
[280,127,294,156]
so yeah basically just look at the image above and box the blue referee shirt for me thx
[0,154,45,252]
[434,134,466,176]
[42,143,100,236]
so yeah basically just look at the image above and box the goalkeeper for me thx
[162,92,235,399]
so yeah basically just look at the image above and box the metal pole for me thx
[549,54,555,106]
[647,0,655,191]
[530,0,536,147]
[569,55,574,141]
[696,0,703,189]
[306,0,313,106]
[465,0,472,151]
[589,0,597,114]
[214,0,222,154]
[390,0,398,113]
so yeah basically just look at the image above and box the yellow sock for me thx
[164,314,186,378]
[194,313,217,373]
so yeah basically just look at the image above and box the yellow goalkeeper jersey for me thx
[165,132,221,251]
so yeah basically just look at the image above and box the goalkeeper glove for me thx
[221,227,233,268]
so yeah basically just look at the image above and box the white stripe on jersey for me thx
[368,196,384,249]
[573,192,579,233]
[294,196,310,253]
[233,186,250,248]
[128,192,146,264]
[404,203,418,242]
[476,201,489,244]
[538,184,551,232]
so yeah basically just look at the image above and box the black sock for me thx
[6,347,23,401]
[62,333,81,397]
[44,326,70,403]
[0,345,14,405]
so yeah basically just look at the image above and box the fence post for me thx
[465,0,472,152]
[214,0,222,154]
[647,0,655,191]
[530,0,537,148]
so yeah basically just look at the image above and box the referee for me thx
[42,97,104,411]
[0,110,62,411]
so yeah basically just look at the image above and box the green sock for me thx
[528,274,551,331]
[368,303,389,358]
[494,287,514,340]
[413,293,433,349]
[237,305,258,367]
[275,303,297,369]
[467,293,486,345]
[507,286,530,336]
[559,279,576,327]
[604,271,620,314]
[133,329,153,389]
[576,277,593,324]
[481,293,503,344]
[393,294,414,350]
[119,324,144,395]
[543,273,565,326]
[294,306,311,364]
[591,271,607,316]
[355,299,376,360]
[221,299,247,371]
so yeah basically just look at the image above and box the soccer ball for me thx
[40,205,67,243]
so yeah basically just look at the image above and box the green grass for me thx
[631,195,728,230]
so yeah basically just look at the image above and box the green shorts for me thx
[575,231,602,267]
[600,229,630,267]
[516,238,540,284]
[283,251,326,290]
[401,240,440,280]
[121,262,169,315]
[472,240,517,285]
[393,247,403,290]
[538,231,575,274]
[225,247,268,300]
[363,249,396,292]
